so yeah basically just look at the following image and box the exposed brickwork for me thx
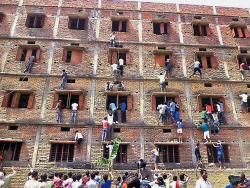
[0,1,250,187]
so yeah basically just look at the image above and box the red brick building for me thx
[0,0,250,177]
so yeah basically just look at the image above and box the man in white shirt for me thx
[75,130,83,144]
[24,171,41,188]
[119,58,124,76]
[64,172,73,187]
[72,174,83,188]
[70,102,78,123]
[158,72,167,92]
[157,104,167,125]
[151,145,160,170]
[0,167,16,188]
[239,92,248,112]
[190,61,202,78]
[110,32,115,47]
[86,173,98,188]
[111,63,120,77]
[196,169,213,188]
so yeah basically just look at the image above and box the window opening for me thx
[66,51,72,62]
[67,79,75,83]
[18,94,30,108]
[117,53,126,65]
[20,49,28,61]
[159,145,180,163]
[199,48,206,51]
[197,56,202,68]
[0,142,22,161]
[204,83,212,87]
[207,57,212,68]
[9,126,18,130]
[163,129,171,133]
[114,128,121,133]
[49,143,74,162]
[61,127,70,132]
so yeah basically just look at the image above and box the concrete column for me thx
[40,78,51,120]
[181,48,187,77]
[213,7,223,45]
[237,129,247,168]
[86,127,92,162]
[90,80,96,119]
[53,0,63,38]
[189,129,196,168]
[184,82,193,123]
[31,125,42,168]
[139,81,144,120]
[140,128,145,159]
[227,84,238,123]
[10,0,24,36]
[98,0,102,8]
[47,42,55,74]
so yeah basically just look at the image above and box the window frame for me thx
[153,22,168,35]
[152,94,180,111]
[68,17,87,30]
[198,95,227,112]
[192,23,211,36]
[112,20,127,32]
[106,93,133,111]
[1,91,35,109]
[49,143,75,162]
[153,50,173,67]
[195,54,218,69]
[25,14,45,28]
[16,46,41,62]
[62,47,84,63]
[0,141,22,161]
[158,145,180,163]
[206,144,230,163]
[103,144,128,163]
[231,26,249,38]
[108,48,131,65]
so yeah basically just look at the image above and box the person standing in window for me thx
[157,103,167,125]
[24,55,36,73]
[151,145,160,170]
[75,130,83,145]
[239,92,248,112]
[102,117,109,141]
[169,99,176,123]
[217,100,227,124]
[60,70,68,90]
[119,58,124,76]
[70,102,78,123]
[110,32,115,47]
[240,61,247,81]
[195,143,203,169]
[176,119,183,143]
[120,102,126,123]
[158,72,167,92]
[109,102,118,124]
[55,100,63,123]
[212,141,226,169]
[165,59,173,78]
[190,61,202,79]
[205,104,213,124]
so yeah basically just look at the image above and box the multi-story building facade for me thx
[0,0,250,185]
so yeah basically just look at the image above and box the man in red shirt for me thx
[54,173,63,188]
[240,61,248,80]
[205,104,213,124]
[102,117,109,141]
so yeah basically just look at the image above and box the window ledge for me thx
[109,47,129,52]
[153,50,173,55]
[204,142,230,145]
[191,20,210,25]
[229,22,246,28]
[152,92,179,97]
[152,18,169,24]
[0,138,23,142]
[195,52,214,56]
[105,91,131,96]
[110,15,129,21]
[237,53,250,58]
[197,93,226,97]
[63,46,85,51]
[68,13,88,19]
[154,142,181,145]
[2,89,34,93]
[54,89,84,94]
[102,141,129,145]
[18,44,40,49]
[49,140,76,144]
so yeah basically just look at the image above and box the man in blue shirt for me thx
[197,119,210,144]
[165,100,171,124]
[101,174,113,188]
[213,141,226,169]
[176,119,183,143]
[120,102,126,123]
[169,99,176,123]
[109,103,118,124]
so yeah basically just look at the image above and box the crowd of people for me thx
[0,164,249,188]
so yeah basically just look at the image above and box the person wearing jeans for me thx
[55,100,63,123]
[109,103,118,123]
[102,117,109,141]
[169,99,176,123]
[60,70,68,90]
[70,103,78,123]
[120,102,126,123]
[239,92,248,112]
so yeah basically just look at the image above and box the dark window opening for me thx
[240,49,247,54]
[70,95,79,105]
[165,55,170,63]
[112,21,119,32]
[61,127,70,132]
[69,18,85,30]
[103,144,127,163]
[207,57,212,68]
[27,41,36,44]
[18,94,30,108]
[66,51,72,63]
[199,48,206,51]
[202,98,211,107]
[153,23,167,35]
[197,56,203,68]
[241,28,246,38]
[248,99,250,112]
[201,25,207,36]
[204,83,212,87]
[163,129,171,133]
[207,145,230,163]
[194,16,201,19]
[158,47,166,50]
[158,145,180,163]
[26,15,44,28]
[67,79,75,83]
[116,145,127,163]
[9,126,18,130]
[0,142,22,161]
[19,77,28,81]
[20,49,28,61]
[32,49,37,56]
[58,93,80,109]
[71,43,79,46]
[156,96,174,109]
[117,53,126,65]
[118,96,127,110]
[193,25,200,36]
[247,84,250,88]
[0,14,4,23]
[7,93,14,108]
[117,12,123,15]
[114,128,121,133]
[232,18,239,21]
[233,28,239,38]
[121,21,127,32]
[107,96,117,110]
[49,143,74,162]
[201,97,221,112]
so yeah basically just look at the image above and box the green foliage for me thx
[96,157,109,165]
